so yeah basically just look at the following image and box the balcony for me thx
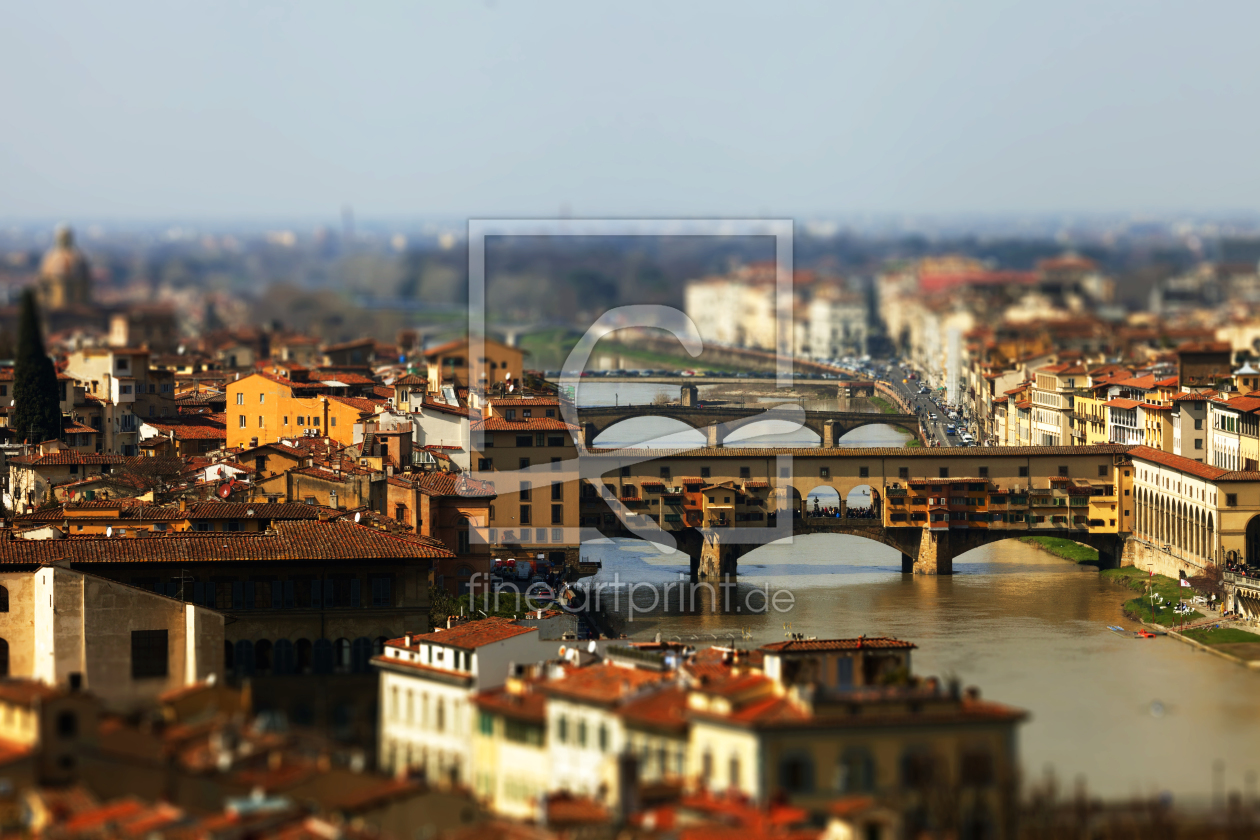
[886,488,908,497]
[1225,571,1260,595]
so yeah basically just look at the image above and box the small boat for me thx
[1106,625,1127,634]
[1137,629,1160,639]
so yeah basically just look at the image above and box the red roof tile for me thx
[386,617,536,651]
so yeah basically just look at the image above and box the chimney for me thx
[403,634,412,647]
[179,497,187,513]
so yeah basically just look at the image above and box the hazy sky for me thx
[3,1,1258,220]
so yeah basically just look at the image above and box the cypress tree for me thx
[11,290,62,445]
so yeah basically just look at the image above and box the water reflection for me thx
[578,534,1260,801]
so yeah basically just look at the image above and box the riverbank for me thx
[1102,566,1205,626]
[1019,536,1100,565]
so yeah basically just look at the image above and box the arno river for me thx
[575,383,1260,803]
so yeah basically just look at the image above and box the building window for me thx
[859,467,869,479]
[1058,466,1069,477]
[701,467,711,479]
[552,504,564,525]
[1227,494,1238,507]
[939,467,949,479]
[131,630,168,679]
[520,505,531,525]
[236,393,244,405]
[899,467,909,480]
[238,416,246,428]
[1097,464,1108,477]
[1019,466,1029,477]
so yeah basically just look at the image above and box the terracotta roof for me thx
[0,520,452,564]
[490,396,561,407]
[184,502,331,520]
[9,452,127,467]
[1105,398,1141,410]
[143,416,227,440]
[392,374,426,386]
[387,617,536,651]
[329,396,383,414]
[761,637,916,653]
[539,662,671,706]
[314,371,376,386]
[410,471,496,498]
[1112,375,1157,390]
[0,679,67,704]
[474,685,547,724]
[472,417,578,432]
[421,338,470,358]
[420,398,472,417]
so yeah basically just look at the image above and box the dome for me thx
[39,225,89,280]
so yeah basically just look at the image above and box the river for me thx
[570,382,1260,803]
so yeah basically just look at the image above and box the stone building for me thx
[36,226,92,312]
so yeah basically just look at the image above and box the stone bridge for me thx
[597,516,1125,580]
[575,404,923,447]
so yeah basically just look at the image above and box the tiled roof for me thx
[539,662,671,706]
[490,396,561,407]
[1105,399,1140,410]
[421,338,469,358]
[143,417,227,440]
[329,396,383,414]
[410,471,496,498]
[9,452,127,467]
[314,371,376,385]
[761,637,916,654]
[472,417,578,431]
[420,398,472,417]
[0,520,452,565]
[389,617,536,650]
[184,502,331,520]
[1112,375,1157,390]
[392,374,426,386]
[474,685,547,724]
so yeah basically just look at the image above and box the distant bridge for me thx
[574,405,923,447]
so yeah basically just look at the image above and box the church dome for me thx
[39,225,90,281]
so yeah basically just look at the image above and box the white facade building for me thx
[374,618,545,783]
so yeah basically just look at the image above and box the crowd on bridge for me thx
[807,504,881,520]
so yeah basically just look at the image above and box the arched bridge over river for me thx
[575,405,924,448]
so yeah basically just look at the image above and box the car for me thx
[929,413,938,421]
[945,424,956,434]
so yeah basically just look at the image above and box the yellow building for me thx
[226,372,382,449]
[424,337,524,393]
[1072,383,1111,445]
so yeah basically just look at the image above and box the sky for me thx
[2,1,1259,221]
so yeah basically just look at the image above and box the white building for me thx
[806,289,868,360]
[374,617,544,784]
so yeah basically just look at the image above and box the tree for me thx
[11,291,61,445]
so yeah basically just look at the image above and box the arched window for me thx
[333,638,352,674]
[56,711,77,739]
[778,752,814,794]
[351,637,372,673]
[273,639,295,676]
[456,518,471,554]
[901,748,936,789]
[312,639,334,675]
[255,640,273,674]
[0,639,9,677]
[295,639,313,675]
[0,586,9,613]
[373,637,388,656]
[234,640,255,678]
[836,748,875,793]
[224,640,234,672]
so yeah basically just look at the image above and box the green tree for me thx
[11,290,62,445]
